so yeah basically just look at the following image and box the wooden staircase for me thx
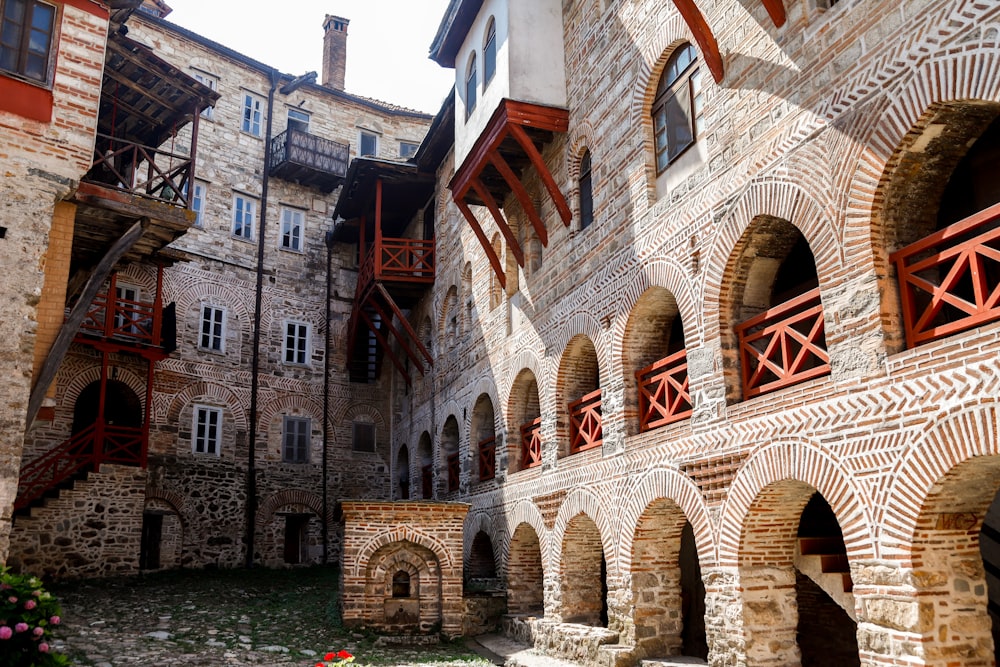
[795,535,855,620]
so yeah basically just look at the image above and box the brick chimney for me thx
[322,15,349,91]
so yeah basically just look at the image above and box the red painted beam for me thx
[670,0,725,83]
[760,0,786,27]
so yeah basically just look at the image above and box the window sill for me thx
[655,139,708,200]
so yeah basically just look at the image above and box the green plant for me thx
[0,567,69,667]
[315,649,354,667]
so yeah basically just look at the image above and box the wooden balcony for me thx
[478,436,496,482]
[356,237,435,301]
[520,418,542,469]
[75,277,175,360]
[569,388,603,454]
[735,287,830,399]
[84,133,193,207]
[269,128,349,192]
[446,452,460,493]
[636,349,693,432]
[891,201,1000,348]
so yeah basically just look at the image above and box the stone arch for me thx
[717,439,875,567]
[165,381,248,431]
[502,499,551,566]
[61,364,148,420]
[507,367,542,472]
[552,487,618,574]
[259,394,324,460]
[170,278,253,332]
[351,526,455,579]
[507,520,546,617]
[142,490,186,571]
[256,489,328,527]
[555,332,604,458]
[465,510,502,567]
[470,392,498,482]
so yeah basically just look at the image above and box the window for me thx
[232,193,256,239]
[193,406,222,455]
[280,207,304,251]
[652,44,704,173]
[465,53,477,118]
[284,321,309,365]
[399,141,419,159]
[199,305,225,352]
[287,107,309,133]
[392,571,411,598]
[579,150,593,230]
[282,416,310,463]
[353,420,376,452]
[192,70,218,119]
[0,0,55,84]
[242,92,263,136]
[359,131,378,157]
[114,283,140,335]
[191,181,206,227]
[483,18,496,87]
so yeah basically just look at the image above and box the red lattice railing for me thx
[379,238,435,281]
[478,436,496,481]
[16,422,145,511]
[446,452,460,492]
[520,418,542,469]
[735,287,830,399]
[636,349,692,432]
[85,133,192,207]
[79,292,161,346]
[569,388,603,454]
[421,464,433,499]
[891,202,1000,348]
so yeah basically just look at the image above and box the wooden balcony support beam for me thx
[486,149,547,246]
[760,0,786,27]
[670,0,724,83]
[455,198,507,289]
[470,177,524,266]
[366,293,425,376]
[376,284,433,368]
[508,123,571,229]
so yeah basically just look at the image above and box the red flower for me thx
[325,653,336,661]
[338,650,353,660]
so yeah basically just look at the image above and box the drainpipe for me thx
[322,230,334,563]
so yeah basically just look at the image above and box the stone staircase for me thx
[795,536,855,621]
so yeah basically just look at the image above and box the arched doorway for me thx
[73,379,144,465]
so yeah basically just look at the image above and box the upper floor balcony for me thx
[269,128,349,192]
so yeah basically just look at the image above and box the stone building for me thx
[5,2,432,577]
[335,0,1000,665]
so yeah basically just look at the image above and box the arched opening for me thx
[442,415,460,494]
[508,522,544,617]
[509,369,542,471]
[469,530,498,580]
[471,393,497,482]
[140,499,183,571]
[622,287,690,436]
[878,104,1000,351]
[396,444,410,500]
[73,378,144,465]
[739,481,858,666]
[392,570,411,598]
[723,216,828,402]
[441,286,460,357]
[630,499,706,660]
[418,431,433,499]
[557,335,602,457]
[561,513,608,627]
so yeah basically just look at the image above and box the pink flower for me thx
[33,626,44,637]
[7,596,16,604]
[0,626,12,640]
[15,622,28,633]
[32,590,41,597]
[39,642,49,653]
[49,616,60,625]
[23,599,36,610]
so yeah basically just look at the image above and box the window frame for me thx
[279,206,305,252]
[352,420,376,453]
[652,44,703,174]
[282,416,311,464]
[579,149,594,230]
[191,180,207,228]
[465,52,478,119]
[399,141,419,159]
[192,69,218,120]
[283,320,310,365]
[232,193,257,240]
[192,405,222,456]
[483,17,496,88]
[359,130,378,157]
[0,0,57,86]
[287,107,309,134]
[241,91,264,137]
[199,304,226,353]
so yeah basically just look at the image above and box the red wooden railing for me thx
[79,291,161,346]
[520,418,542,469]
[357,238,435,298]
[569,388,603,454]
[890,202,1000,348]
[636,349,693,432]
[446,452,460,492]
[421,464,433,499]
[735,287,830,398]
[15,421,146,511]
[85,133,192,207]
[478,436,496,482]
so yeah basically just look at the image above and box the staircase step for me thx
[799,536,846,555]
[819,553,849,573]
[842,572,854,593]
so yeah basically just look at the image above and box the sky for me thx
[160,0,457,115]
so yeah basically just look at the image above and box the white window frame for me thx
[359,130,378,157]
[287,107,310,134]
[232,193,257,240]
[199,304,226,352]
[192,70,218,120]
[284,320,310,365]
[399,141,419,159]
[193,405,222,456]
[241,91,263,137]
[280,206,305,252]
[114,283,141,335]
[282,416,311,463]
[191,180,207,228]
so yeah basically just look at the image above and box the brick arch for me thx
[879,401,1000,560]
[61,364,148,417]
[145,487,186,518]
[502,499,550,566]
[439,284,460,342]
[609,256,699,357]
[552,487,618,574]
[255,489,328,527]
[337,402,386,431]
[466,375,501,431]
[618,467,715,566]
[550,310,609,386]
[170,277,253,329]
[717,439,875,567]
[165,381,248,430]
[258,394,324,433]
[350,526,455,578]
[501,348,545,399]
[567,120,596,180]
[464,510,501,570]
[114,263,158,294]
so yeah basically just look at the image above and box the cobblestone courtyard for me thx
[48,567,493,667]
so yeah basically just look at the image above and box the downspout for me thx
[322,230,334,563]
